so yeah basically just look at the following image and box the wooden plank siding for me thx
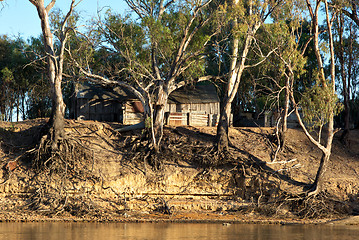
[74,82,220,127]
[77,99,123,122]
[165,102,220,126]
[167,113,219,127]
[166,103,219,115]
[190,113,209,126]
[123,101,143,125]
[167,113,188,126]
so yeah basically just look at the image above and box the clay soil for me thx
[0,119,359,224]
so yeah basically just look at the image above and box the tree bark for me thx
[280,76,291,149]
[33,1,65,147]
[49,75,66,147]
[297,0,336,194]
[216,20,260,151]
[340,17,352,143]
[30,0,74,148]
[216,100,231,152]
[308,151,330,194]
[152,84,169,150]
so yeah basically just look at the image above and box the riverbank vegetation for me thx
[0,0,359,221]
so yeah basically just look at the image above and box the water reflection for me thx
[0,222,357,240]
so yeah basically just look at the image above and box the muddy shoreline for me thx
[0,206,349,225]
[0,214,355,225]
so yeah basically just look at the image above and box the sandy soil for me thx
[0,119,359,224]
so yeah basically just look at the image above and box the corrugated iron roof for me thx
[168,83,219,104]
[76,81,219,104]
[76,82,137,101]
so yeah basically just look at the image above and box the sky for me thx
[0,0,129,39]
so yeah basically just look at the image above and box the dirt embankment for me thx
[0,119,359,224]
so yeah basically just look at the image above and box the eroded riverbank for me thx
[1,119,359,224]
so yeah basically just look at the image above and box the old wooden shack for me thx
[166,83,220,126]
[70,82,143,124]
[71,82,220,126]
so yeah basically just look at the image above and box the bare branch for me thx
[45,0,56,13]
[245,48,278,69]
[342,4,359,27]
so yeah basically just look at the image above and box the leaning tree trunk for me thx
[310,151,331,194]
[279,75,291,150]
[291,91,335,194]
[310,107,335,193]
[298,0,336,195]
[315,0,336,192]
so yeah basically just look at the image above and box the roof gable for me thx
[76,82,137,101]
[168,82,219,104]
[76,81,219,104]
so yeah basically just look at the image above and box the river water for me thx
[0,222,357,240]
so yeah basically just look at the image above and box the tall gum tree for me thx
[289,0,340,194]
[336,13,351,143]
[216,0,284,151]
[250,21,307,155]
[334,11,358,144]
[73,0,219,151]
[29,0,78,149]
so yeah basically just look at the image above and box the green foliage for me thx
[301,79,343,130]
[145,116,152,129]
[86,0,219,92]
[1,67,14,84]
[0,35,37,121]
[49,8,79,33]
[238,20,308,112]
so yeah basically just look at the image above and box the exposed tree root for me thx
[121,128,234,170]
[16,125,98,215]
[153,197,174,215]
[2,122,357,220]
[236,191,352,219]
[283,191,351,218]
[30,135,93,173]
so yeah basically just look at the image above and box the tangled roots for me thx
[276,192,352,219]
[22,132,96,214]
[28,134,93,174]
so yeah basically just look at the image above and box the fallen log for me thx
[115,121,145,133]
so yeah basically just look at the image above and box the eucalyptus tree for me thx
[288,0,341,194]
[28,0,79,149]
[73,0,220,151]
[215,0,286,152]
[0,36,33,122]
[0,67,15,121]
[341,0,359,26]
[246,21,307,153]
[333,11,359,142]
[0,35,14,121]
[22,36,51,120]
[335,12,350,143]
